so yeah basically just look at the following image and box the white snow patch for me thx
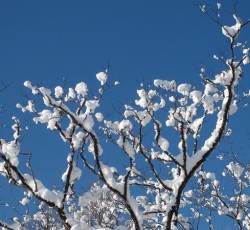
[190,90,202,103]
[222,15,242,41]
[75,82,88,96]
[119,119,133,131]
[62,162,82,183]
[54,86,63,98]
[227,162,244,178]
[217,3,221,10]
[96,72,107,85]
[24,81,32,88]
[154,79,176,91]
[158,137,169,151]
[85,100,99,113]
[95,112,104,122]
[177,84,191,96]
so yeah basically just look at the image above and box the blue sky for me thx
[0,0,242,88]
[0,0,250,228]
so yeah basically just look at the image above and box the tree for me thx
[0,3,250,230]
[184,156,250,230]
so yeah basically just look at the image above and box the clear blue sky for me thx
[0,0,250,228]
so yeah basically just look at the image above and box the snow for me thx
[229,100,238,115]
[206,172,216,180]
[96,72,107,85]
[39,87,51,96]
[117,136,135,160]
[20,197,29,205]
[200,5,206,12]
[243,48,250,54]
[154,97,165,110]
[225,129,232,138]
[158,137,169,151]
[213,54,219,60]
[77,114,95,132]
[189,117,204,136]
[26,100,35,112]
[169,96,175,102]
[166,118,175,127]
[123,105,152,127]
[21,174,62,207]
[184,190,193,198]
[177,83,191,96]
[154,79,176,91]
[100,163,124,194]
[126,191,143,229]
[70,224,82,230]
[0,140,20,166]
[243,55,250,65]
[65,88,76,101]
[213,93,222,103]
[222,15,242,41]
[227,162,244,178]
[135,89,148,108]
[202,95,214,113]
[214,70,233,86]
[12,117,20,140]
[24,81,32,88]
[190,90,202,103]
[87,138,103,156]
[62,161,82,183]
[54,86,64,98]
[33,109,60,130]
[118,119,133,131]
[148,90,157,98]
[95,112,104,122]
[0,162,7,177]
[31,88,39,95]
[85,100,99,113]
[243,49,250,65]
[10,29,250,228]
[123,140,135,160]
[75,82,88,96]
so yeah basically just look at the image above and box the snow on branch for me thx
[0,6,249,230]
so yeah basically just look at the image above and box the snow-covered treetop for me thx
[0,7,249,230]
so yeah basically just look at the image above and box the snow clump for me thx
[75,82,88,96]
[54,86,64,98]
[177,84,191,96]
[96,72,107,85]
[95,112,104,122]
[222,15,242,41]
[217,3,221,10]
[158,137,169,152]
